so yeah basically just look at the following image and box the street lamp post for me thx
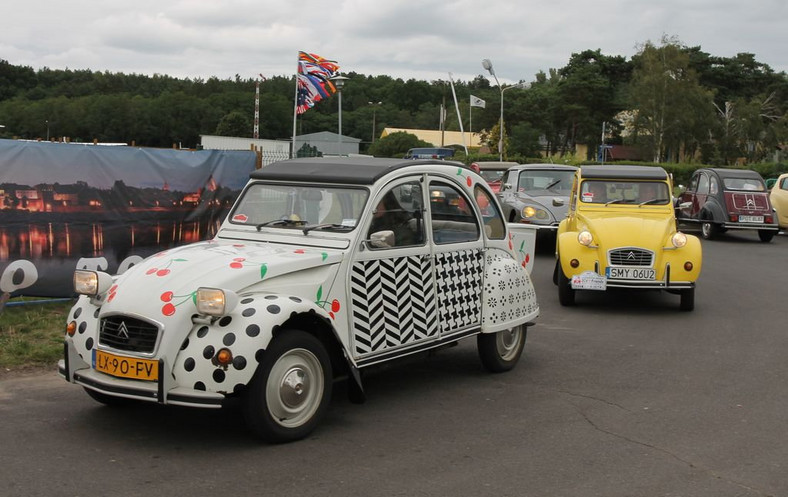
[368,101,382,143]
[482,59,526,161]
[331,75,349,154]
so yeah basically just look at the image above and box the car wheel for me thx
[556,261,576,306]
[758,229,775,243]
[700,221,717,240]
[679,288,695,311]
[243,330,332,443]
[83,387,137,407]
[477,325,527,373]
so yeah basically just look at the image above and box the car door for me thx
[426,176,485,339]
[772,175,788,227]
[349,176,438,364]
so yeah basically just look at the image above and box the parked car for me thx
[471,161,520,193]
[770,172,788,230]
[554,165,701,311]
[497,164,578,235]
[60,157,540,443]
[403,147,455,159]
[676,167,779,242]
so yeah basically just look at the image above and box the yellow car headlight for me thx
[73,270,113,296]
[671,232,688,248]
[196,287,239,316]
[522,206,537,218]
[577,230,594,246]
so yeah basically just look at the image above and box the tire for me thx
[83,387,137,407]
[700,221,717,240]
[477,325,527,373]
[243,330,332,443]
[679,288,695,311]
[557,261,576,306]
[758,230,775,243]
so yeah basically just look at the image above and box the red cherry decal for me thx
[146,268,158,275]
[156,269,170,276]
[525,254,530,263]
[331,299,340,313]
[329,312,335,320]
[466,177,472,187]
[230,262,243,269]
[294,249,305,254]
[162,303,176,316]
[107,292,116,302]
[233,257,245,262]
[109,285,118,293]
[161,291,173,302]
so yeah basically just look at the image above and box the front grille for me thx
[99,315,160,353]
[608,248,653,267]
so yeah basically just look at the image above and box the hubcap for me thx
[266,348,324,428]
[496,326,522,361]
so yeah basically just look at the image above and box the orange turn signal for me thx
[66,321,77,337]
[570,259,580,268]
[216,348,233,365]
[684,262,694,271]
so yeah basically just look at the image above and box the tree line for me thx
[1,35,786,166]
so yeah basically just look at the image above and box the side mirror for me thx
[679,201,692,209]
[368,230,395,248]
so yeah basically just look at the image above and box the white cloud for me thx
[1,0,785,83]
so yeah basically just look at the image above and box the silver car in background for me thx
[497,164,578,242]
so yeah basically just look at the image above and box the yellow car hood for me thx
[577,208,675,247]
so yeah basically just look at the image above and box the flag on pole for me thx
[296,51,340,115]
[470,95,486,108]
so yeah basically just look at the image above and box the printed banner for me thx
[0,139,256,297]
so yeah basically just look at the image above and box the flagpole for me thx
[291,53,300,159]
[447,73,467,156]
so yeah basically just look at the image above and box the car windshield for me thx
[722,177,765,191]
[517,170,575,195]
[229,183,369,231]
[580,180,670,205]
[479,170,506,183]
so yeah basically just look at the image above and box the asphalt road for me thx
[1,230,786,497]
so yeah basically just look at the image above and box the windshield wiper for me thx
[638,198,667,206]
[255,218,307,231]
[604,199,629,205]
[544,179,561,190]
[301,223,355,235]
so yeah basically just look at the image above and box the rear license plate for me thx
[606,267,655,280]
[739,215,764,223]
[93,349,158,381]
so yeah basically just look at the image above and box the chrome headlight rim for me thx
[671,231,688,248]
[577,230,594,246]
[73,270,113,296]
[196,287,239,317]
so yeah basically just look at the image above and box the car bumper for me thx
[721,222,779,231]
[58,342,224,409]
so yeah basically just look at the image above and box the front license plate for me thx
[93,349,158,381]
[606,267,655,280]
[571,271,607,290]
[739,215,764,223]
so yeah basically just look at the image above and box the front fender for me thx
[172,293,335,394]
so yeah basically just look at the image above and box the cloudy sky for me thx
[2,0,786,85]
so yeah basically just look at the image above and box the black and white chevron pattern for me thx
[434,249,484,332]
[350,255,438,356]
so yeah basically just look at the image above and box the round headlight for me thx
[577,230,593,246]
[522,206,537,218]
[671,232,687,248]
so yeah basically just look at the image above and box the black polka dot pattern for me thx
[170,293,335,397]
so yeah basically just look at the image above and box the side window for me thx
[429,181,480,244]
[781,177,788,190]
[689,174,700,192]
[367,181,424,249]
[473,185,505,239]
[697,173,710,195]
[709,176,719,196]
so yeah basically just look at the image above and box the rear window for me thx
[722,177,765,191]
[404,148,454,159]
